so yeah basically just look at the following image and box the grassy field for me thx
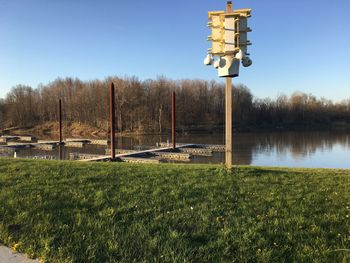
[0,159,349,262]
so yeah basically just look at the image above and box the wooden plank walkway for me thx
[79,144,195,162]
[70,153,162,164]
[158,143,225,152]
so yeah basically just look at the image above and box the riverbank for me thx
[0,159,349,262]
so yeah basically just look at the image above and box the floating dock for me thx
[0,137,108,150]
[66,138,108,145]
[18,136,36,142]
[158,143,225,152]
[0,136,20,143]
[1,135,225,164]
[118,157,160,164]
[151,151,191,160]
[178,148,213,156]
[64,141,87,148]
[79,144,196,162]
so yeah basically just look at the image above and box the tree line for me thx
[0,76,349,133]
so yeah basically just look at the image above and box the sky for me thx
[0,0,350,101]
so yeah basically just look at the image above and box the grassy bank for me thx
[0,159,349,262]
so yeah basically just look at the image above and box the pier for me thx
[0,136,103,150]
[0,135,225,164]
[158,143,225,152]
[79,144,196,162]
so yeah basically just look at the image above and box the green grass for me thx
[0,159,349,262]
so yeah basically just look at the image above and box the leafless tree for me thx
[1,76,349,134]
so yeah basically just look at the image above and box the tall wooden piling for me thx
[110,82,116,160]
[225,1,233,169]
[58,99,63,160]
[172,92,176,149]
[59,99,63,145]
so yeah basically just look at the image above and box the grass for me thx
[0,158,349,262]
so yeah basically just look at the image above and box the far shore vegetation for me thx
[1,76,350,138]
[0,159,349,262]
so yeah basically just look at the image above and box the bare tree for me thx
[1,76,349,134]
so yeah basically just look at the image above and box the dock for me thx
[66,138,108,145]
[0,135,225,164]
[120,157,160,164]
[178,148,213,156]
[0,138,93,150]
[19,136,36,142]
[64,141,87,148]
[0,136,20,143]
[71,152,162,163]
[1,141,60,150]
[151,151,191,160]
[105,148,192,161]
[79,144,195,162]
[0,136,108,150]
[158,143,225,152]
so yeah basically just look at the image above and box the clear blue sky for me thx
[1,0,349,101]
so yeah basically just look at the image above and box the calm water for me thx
[1,131,350,169]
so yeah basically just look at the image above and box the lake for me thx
[1,130,350,169]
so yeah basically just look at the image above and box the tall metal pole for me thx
[172,92,176,149]
[225,1,233,169]
[110,82,116,161]
[59,99,62,145]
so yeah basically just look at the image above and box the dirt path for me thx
[0,245,39,263]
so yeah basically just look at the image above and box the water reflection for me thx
[250,131,347,158]
[1,131,350,168]
[173,131,350,168]
[245,131,350,168]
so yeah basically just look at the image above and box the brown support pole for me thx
[59,99,62,144]
[225,1,233,169]
[58,99,63,160]
[172,92,176,149]
[110,82,116,161]
[225,78,232,169]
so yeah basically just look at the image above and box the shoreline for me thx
[1,122,350,139]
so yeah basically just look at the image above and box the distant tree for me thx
[0,98,5,128]
[1,76,349,133]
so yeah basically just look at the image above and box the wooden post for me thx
[172,92,176,149]
[225,78,232,169]
[59,145,63,161]
[225,1,233,169]
[59,99,62,145]
[110,83,116,161]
